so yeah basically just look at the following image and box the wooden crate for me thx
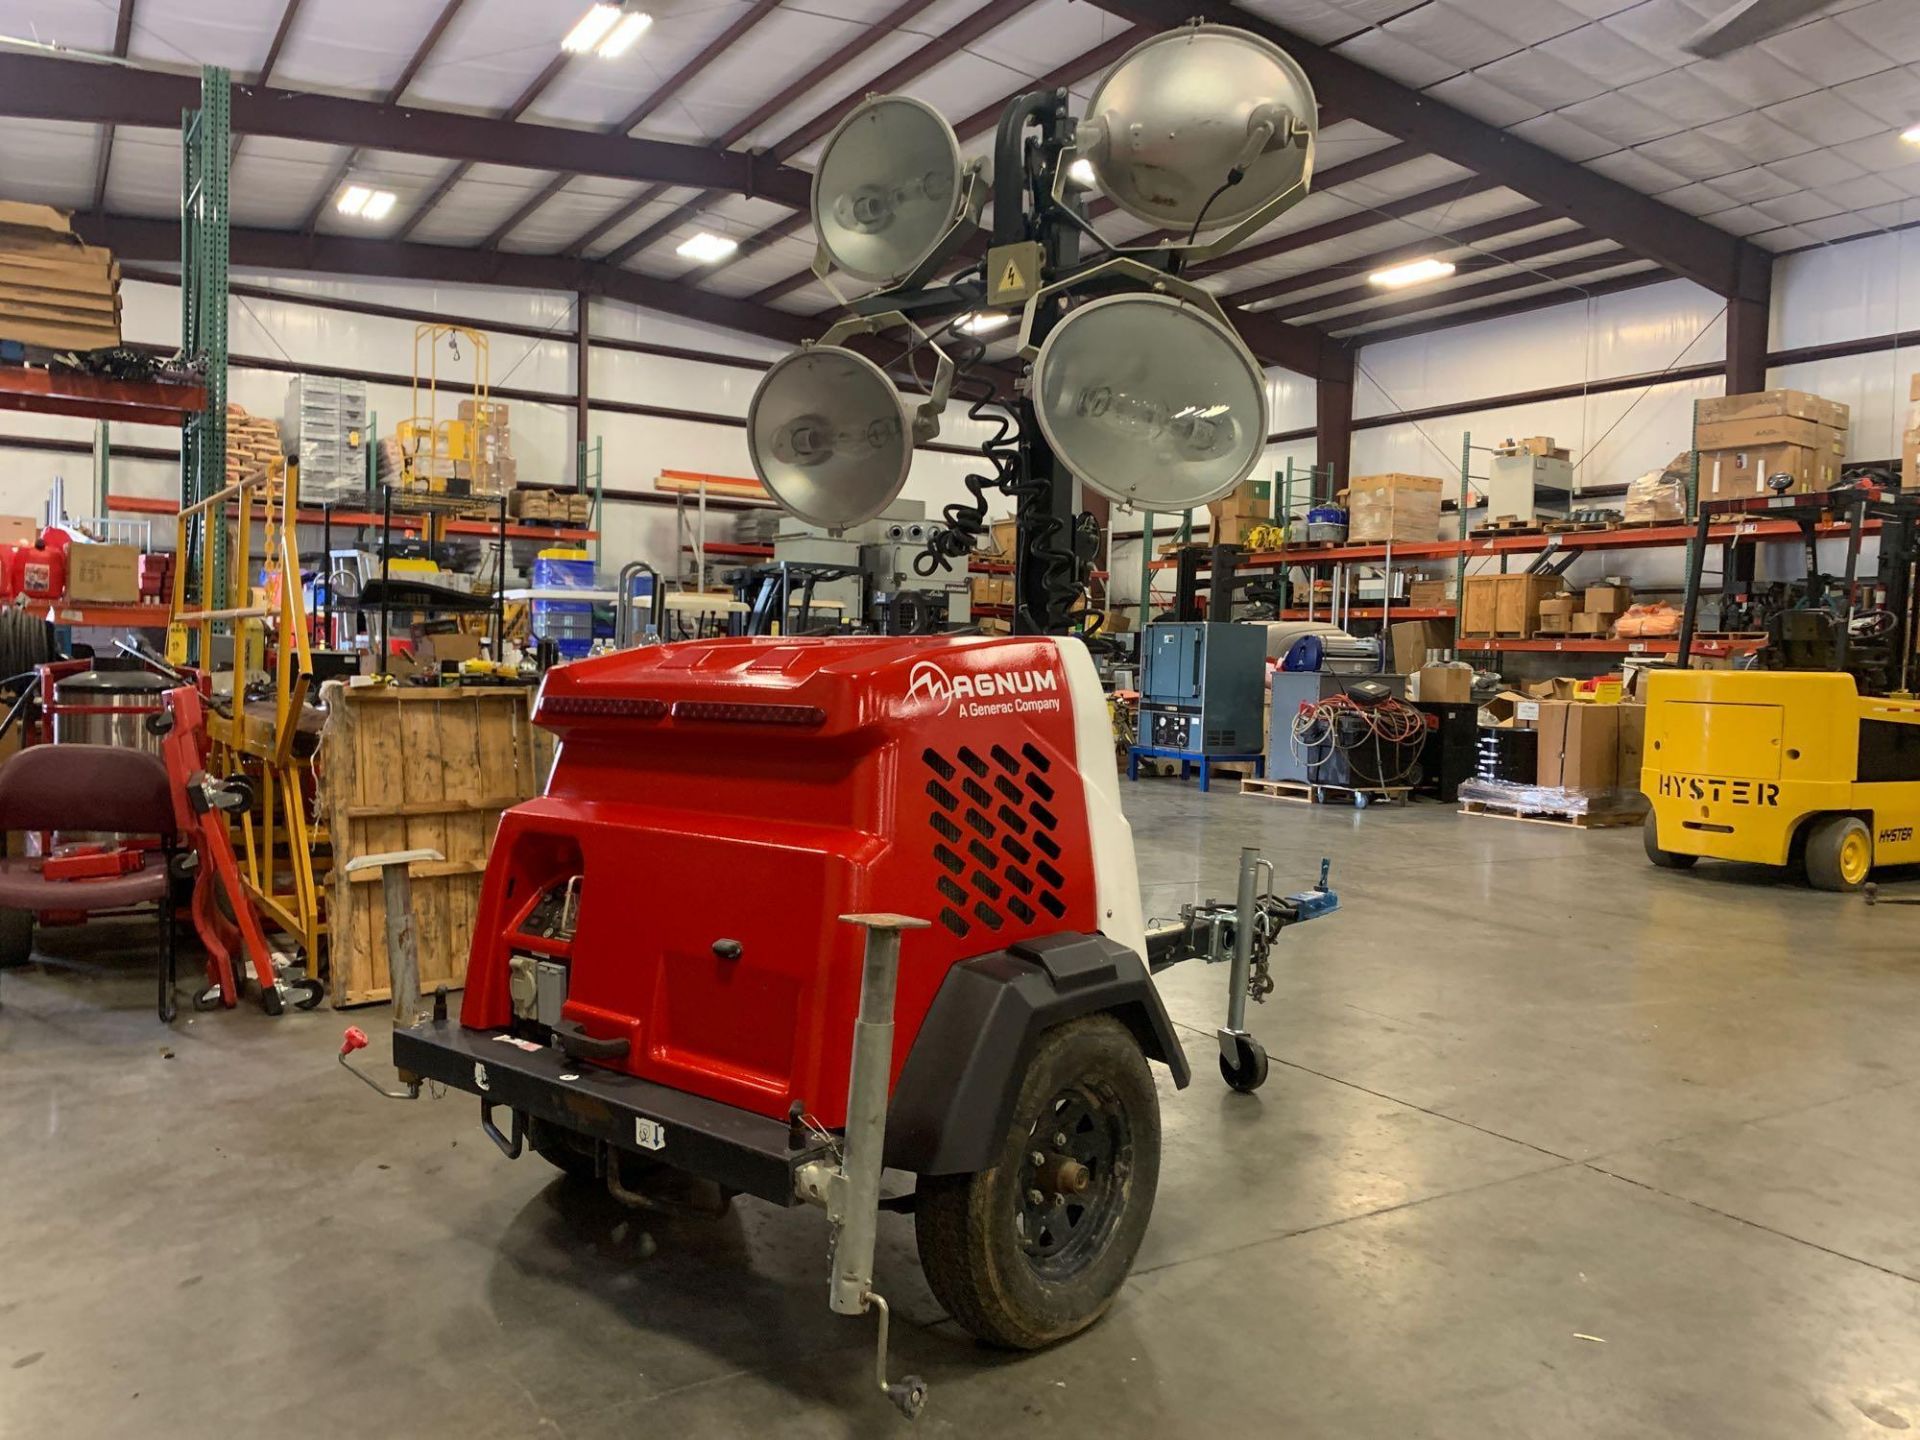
[317,684,550,1007]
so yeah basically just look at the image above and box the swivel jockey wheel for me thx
[1218,1033,1269,1094]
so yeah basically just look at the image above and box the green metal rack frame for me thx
[180,65,231,629]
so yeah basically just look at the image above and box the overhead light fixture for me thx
[1066,158,1097,188]
[1031,292,1268,510]
[957,311,1012,334]
[562,3,648,56]
[676,231,739,263]
[335,184,396,220]
[1369,257,1456,289]
[1903,124,1920,146]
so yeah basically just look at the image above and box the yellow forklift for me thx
[1642,482,1920,891]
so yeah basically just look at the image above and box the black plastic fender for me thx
[884,932,1191,1176]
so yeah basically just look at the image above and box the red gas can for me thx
[12,544,64,601]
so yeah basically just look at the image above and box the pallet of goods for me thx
[0,202,122,354]
[508,488,591,525]
[1696,389,1848,500]
[224,403,284,483]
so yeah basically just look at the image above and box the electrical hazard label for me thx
[999,259,1024,293]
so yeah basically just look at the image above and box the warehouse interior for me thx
[0,0,1918,1434]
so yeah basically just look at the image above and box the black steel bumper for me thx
[393,1019,815,1206]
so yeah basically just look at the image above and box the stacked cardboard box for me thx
[1534,699,1647,794]
[1904,374,1919,490]
[1207,478,1272,546]
[0,203,121,352]
[1344,473,1443,544]
[224,403,283,484]
[508,488,591,525]
[1569,583,1632,637]
[1696,389,1848,500]
[969,575,1013,608]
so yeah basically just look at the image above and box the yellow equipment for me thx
[1642,671,1920,891]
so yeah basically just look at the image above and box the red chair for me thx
[0,744,182,1021]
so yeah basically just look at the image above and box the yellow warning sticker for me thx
[1000,258,1024,293]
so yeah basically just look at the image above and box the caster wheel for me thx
[1219,1034,1269,1093]
[193,984,223,1012]
[260,984,285,1017]
[915,1015,1159,1350]
[291,977,326,1011]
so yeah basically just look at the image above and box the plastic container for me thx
[11,544,65,601]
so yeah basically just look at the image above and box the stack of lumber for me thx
[225,403,284,483]
[0,202,122,353]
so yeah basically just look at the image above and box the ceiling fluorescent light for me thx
[335,184,372,217]
[562,3,621,53]
[597,10,652,57]
[676,231,739,263]
[1369,257,1456,289]
[1903,124,1920,146]
[958,311,1012,334]
[361,190,397,221]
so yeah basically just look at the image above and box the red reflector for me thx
[671,701,826,726]
[537,696,668,720]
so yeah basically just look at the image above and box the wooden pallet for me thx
[1459,799,1643,829]
[1242,777,1411,807]
[1541,519,1621,534]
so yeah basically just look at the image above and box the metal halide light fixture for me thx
[746,347,916,531]
[957,311,1012,334]
[810,94,984,291]
[1369,257,1456,289]
[1069,23,1316,251]
[1031,290,1268,510]
[676,231,739,263]
[562,3,648,56]
[1065,158,1097,188]
[335,184,396,220]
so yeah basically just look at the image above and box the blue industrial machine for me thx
[1139,621,1268,754]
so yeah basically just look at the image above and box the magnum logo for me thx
[1655,774,1781,806]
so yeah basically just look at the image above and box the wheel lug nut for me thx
[1051,1193,1065,1208]
[1027,1188,1045,1205]
[1053,1132,1067,1147]
[1030,1150,1046,1166]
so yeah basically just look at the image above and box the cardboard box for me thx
[1345,473,1444,544]
[1536,700,1618,790]
[1407,578,1451,607]
[1700,442,1841,499]
[1498,435,1569,460]
[66,543,140,603]
[1696,415,1847,456]
[1617,702,1646,788]
[1698,389,1849,432]
[1408,663,1471,705]
[0,515,36,549]
[1905,428,1920,490]
[989,519,1017,560]
[1495,573,1565,636]
[457,399,511,427]
[1538,595,1576,624]
[1911,373,1919,404]
[1208,507,1261,546]
[1570,612,1613,636]
[1389,617,1454,675]
[1584,584,1632,615]
[1483,690,1538,727]
[1537,612,1570,634]
[1525,678,1576,701]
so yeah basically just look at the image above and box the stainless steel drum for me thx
[51,669,170,752]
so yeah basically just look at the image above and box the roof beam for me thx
[88,0,139,214]
[1085,0,1757,297]
[297,0,469,234]
[1350,270,1673,348]
[482,0,786,251]
[1223,204,1557,307]
[1330,256,1656,335]
[0,52,813,208]
[396,52,574,241]
[1260,231,1611,323]
[602,0,1038,270]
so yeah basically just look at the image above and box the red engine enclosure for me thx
[461,634,1119,1130]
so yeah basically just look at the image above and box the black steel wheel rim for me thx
[1014,1079,1131,1280]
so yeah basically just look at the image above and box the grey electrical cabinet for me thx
[1139,622,1268,754]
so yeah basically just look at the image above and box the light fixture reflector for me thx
[598,10,652,56]
[360,190,397,221]
[1369,257,1456,289]
[336,184,372,217]
[676,231,739,263]
[957,311,1012,334]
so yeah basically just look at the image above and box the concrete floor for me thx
[3,784,1919,1438]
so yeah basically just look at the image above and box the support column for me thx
[1315,342,1354,493]
[1724,245,1773,397]
[574,289,591,479]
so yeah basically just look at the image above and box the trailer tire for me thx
[1805,814,1872,892]
[914,1014,1159,1350]
[0,907,32,967]
[1643,814,1696,870]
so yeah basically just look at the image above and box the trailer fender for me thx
[884,932,1190,1176]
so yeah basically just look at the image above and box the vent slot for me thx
[1021,742,1052,772]
[1037,859,1065,890]
[971,870,1002,901]
[973,901,1003,931]
[964,808,996,840]
[996,804,1029,835]
[1032,831,1061,861]
[962,777,994,809]
[1024,773,1054,802]
[933,844,965,876]
[922,748,956,781]
[939,907,970,938]
[1029,801,1057,830]
[937,875,968,907]
[990,744,1021,774]
[926,779,959,812]
[1004,867,1034,895]
[1038,891,1066,919]
[957,747,989,778]
[922,743,1052,943]
[1007,895,1035,924]
[930,812,962,844]
[968,838,997,870]
[1002,835,1032,866]
[993,775,1023,805]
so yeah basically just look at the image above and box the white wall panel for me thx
[1774,229,1920,350]
[1354,278,1726,418]
[1769,350,1920,462]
